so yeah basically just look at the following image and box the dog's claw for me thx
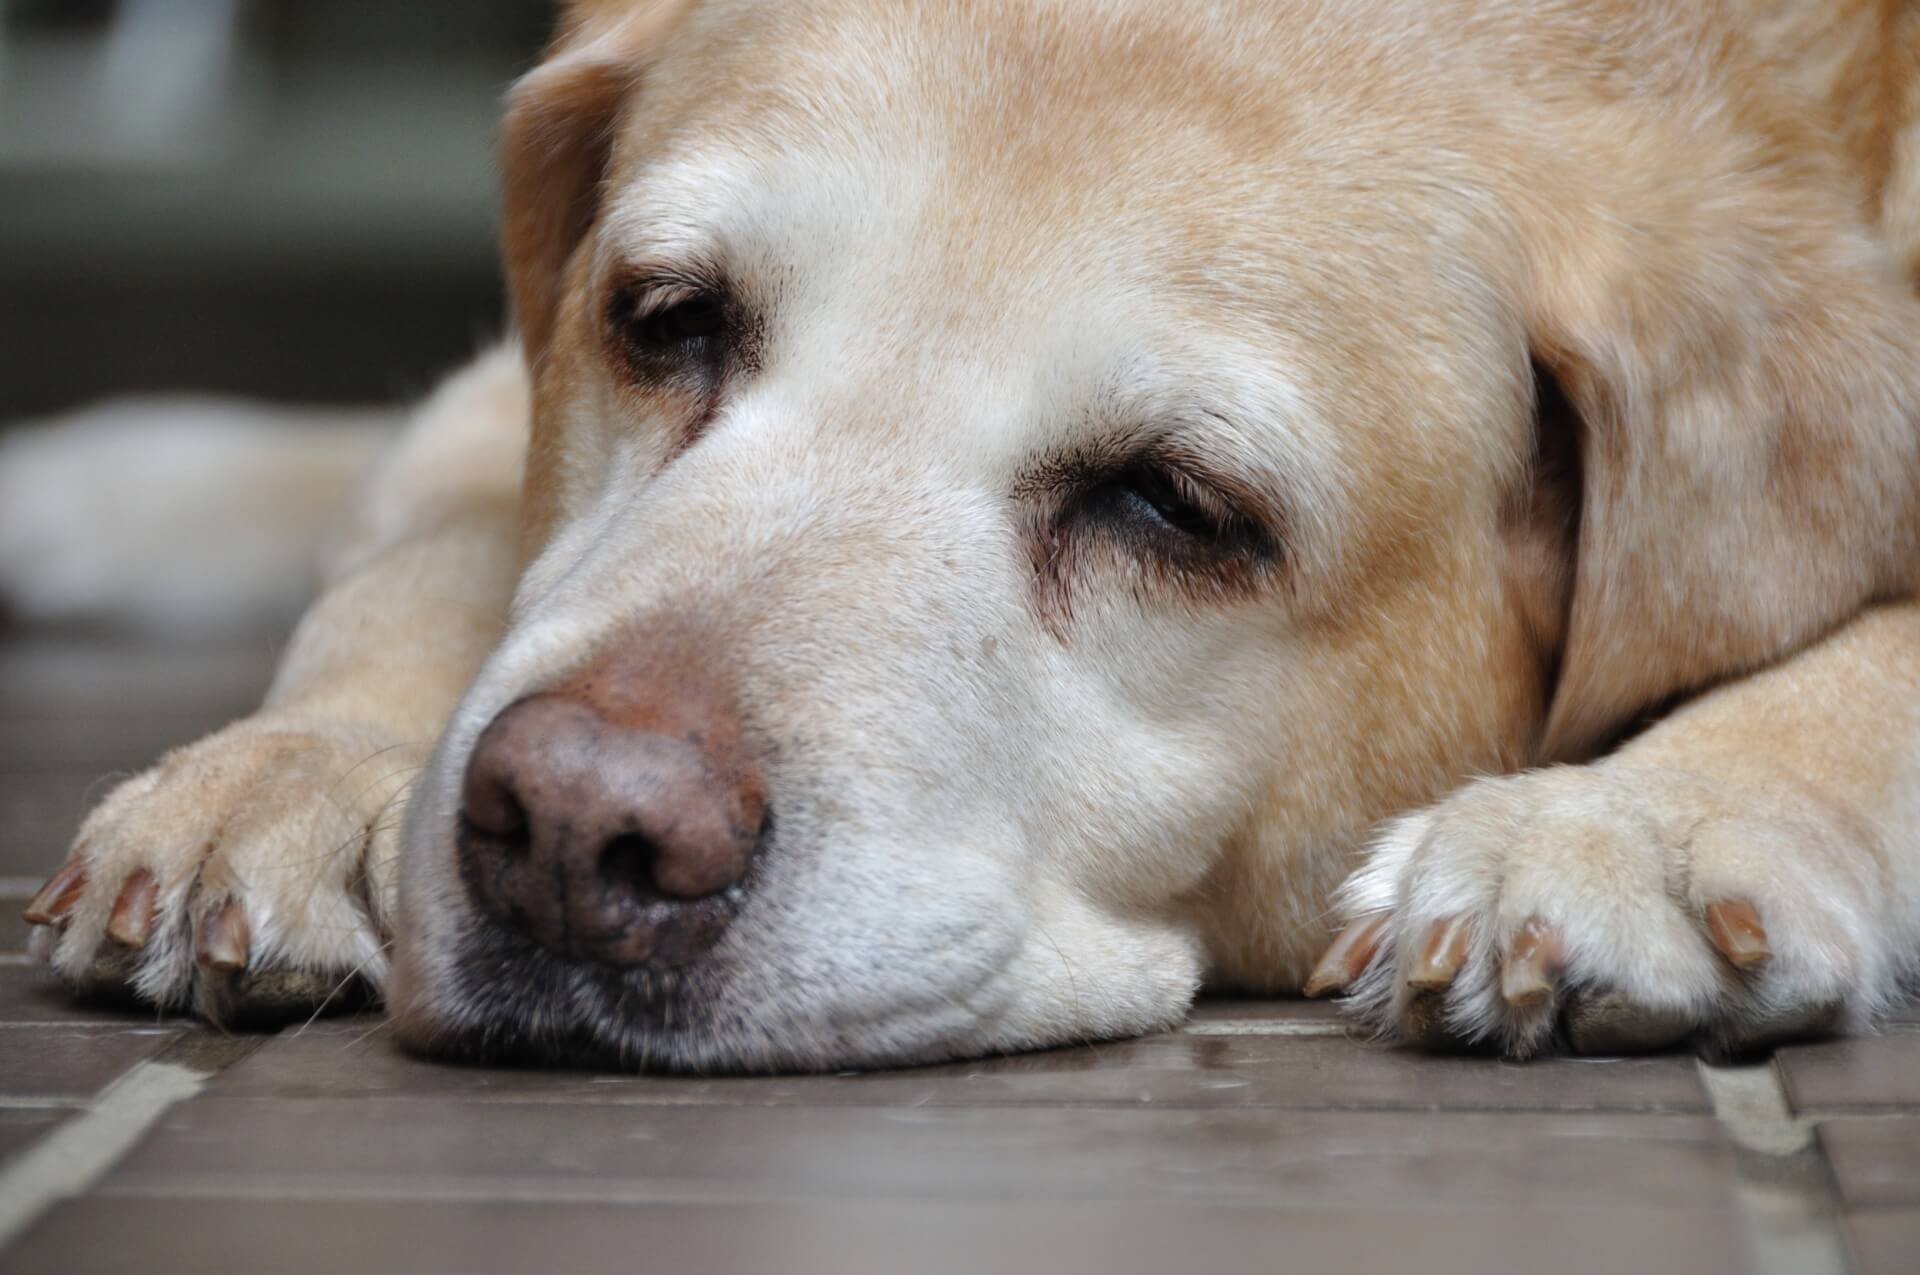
[1500,916,1562,1009]
[1304,912,1390,997]
[195,899,250,971]
[1408,915,1472,990]
[1704,899,1770,969]
[105,870,159,948]
[23,861,88,927]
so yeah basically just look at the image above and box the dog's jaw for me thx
[393,804,1207,1073]
[391,585,1210,1072]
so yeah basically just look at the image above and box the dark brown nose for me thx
[456,691,766,967]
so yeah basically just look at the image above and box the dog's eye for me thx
[1086,462,1236,543]
[1101,463,1225,540]
[632,294,726,351]
[1025,448,1285,610]
[608,281,731,369]
[1064,456,1282,576]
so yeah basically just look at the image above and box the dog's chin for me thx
[389,921,1030,1075]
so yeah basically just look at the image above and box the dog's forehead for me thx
[633,0,1268,156]
[598,0,1510,357]
[578,0,1520,517]
[606,4,1271,278]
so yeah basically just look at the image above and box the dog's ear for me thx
[1515,158,1920,760]
[501,1,695,364]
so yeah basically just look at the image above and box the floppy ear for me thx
[500,0,696,365]
[1517,159,1920,760]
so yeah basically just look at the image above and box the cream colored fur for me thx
[0,400,393,632]
[6,0,1919,1069]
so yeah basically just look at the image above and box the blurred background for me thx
[0,0,551,418]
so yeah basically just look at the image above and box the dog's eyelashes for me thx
[1049,456,1284,600]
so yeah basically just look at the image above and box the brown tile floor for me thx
[0,634,1914,1274]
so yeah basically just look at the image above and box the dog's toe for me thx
[1320,765,1899,1058]
[24,718,419,1025]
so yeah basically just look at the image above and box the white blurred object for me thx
[0,0,264,171]
[0,399,394,632]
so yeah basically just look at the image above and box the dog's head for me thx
[390,0,1920,1070]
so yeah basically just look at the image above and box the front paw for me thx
[1309,765,1897,1057]
[21,716,422,1024]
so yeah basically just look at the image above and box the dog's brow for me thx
[594,231,727,293]
[599,153,755,262]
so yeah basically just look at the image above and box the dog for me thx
[6,0,1919,1071]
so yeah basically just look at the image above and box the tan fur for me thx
[15,0,1920,1066]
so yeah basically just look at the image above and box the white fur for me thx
[1341,764,1902,1055]
[1339,605,1920,1056]
[16,355,527,1018]
[0,400,391,631]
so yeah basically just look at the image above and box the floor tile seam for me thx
[146,1091,1724,1116]
[0,1032,263,1251]
[1695,1059,1853,1275]
[0,1099,82,1112]
[0,1020,182,1029]
[80,1176,1760,1211]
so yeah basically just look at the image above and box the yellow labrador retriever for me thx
[11,0,1920,1069]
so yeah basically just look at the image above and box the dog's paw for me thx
[1309,764,1899,1057]
[22,716,423,1024]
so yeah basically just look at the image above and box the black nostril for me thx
[459,814,530,863]
[495,795,530,856]
[495,791,528,836]
[597,833,661,902]
[461,778,532,860]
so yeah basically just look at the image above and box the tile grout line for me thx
[0,1021,184,1029]
[0,1032,262,1250]
[1178,1021,1350,1037]
[1694,1058,1854,1275]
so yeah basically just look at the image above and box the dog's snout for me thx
[457,691,766,967]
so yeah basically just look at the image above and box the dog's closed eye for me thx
[601,269,757,448]
[1076,460,1259,550]
[629,291,727,352]
[607,275,733,374]
[1026,445,1286,629]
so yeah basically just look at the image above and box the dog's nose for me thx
[456,692,766,967]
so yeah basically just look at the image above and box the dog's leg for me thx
[1318,600,1920,1057]
[20,348,527,1023]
